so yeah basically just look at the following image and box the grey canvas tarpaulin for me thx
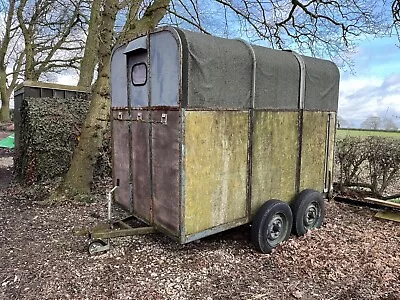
[175,28,339,111]
[111,26,340,111]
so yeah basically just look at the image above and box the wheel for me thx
[251,199,293,254]
[291,189,325,236]
[88,239,108,255]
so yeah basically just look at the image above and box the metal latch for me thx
[161,113,168,125]
[137,112,143,121]
[117,112,123,120]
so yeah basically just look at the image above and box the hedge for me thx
[335,136,400,197]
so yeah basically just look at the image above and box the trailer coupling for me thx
[73,186,156,255]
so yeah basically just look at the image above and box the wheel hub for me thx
[304,202,320,228]
[266,214,287,246]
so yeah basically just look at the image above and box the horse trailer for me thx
[98,27,339,254]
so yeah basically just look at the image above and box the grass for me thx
[337,128,400,139]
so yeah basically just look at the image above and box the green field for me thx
[337,128,400,139]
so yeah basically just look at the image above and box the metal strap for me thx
[290,51,306,110]
[285,50,306,193]
[324,113,332,193]
[236,39,256,219]
[236,39,257,108]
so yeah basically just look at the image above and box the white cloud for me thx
[56,73,79,86]
[338,73,400,127]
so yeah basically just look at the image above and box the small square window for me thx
[131,63,147,86]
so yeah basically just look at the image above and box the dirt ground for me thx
[0,130,399,300]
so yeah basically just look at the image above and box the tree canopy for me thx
[167,0,397,68]
[0,0,84,121]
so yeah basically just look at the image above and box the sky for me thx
[338,36,400,128]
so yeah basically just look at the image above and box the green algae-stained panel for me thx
[184,111,249,235]
[300,111,329,192]
[251,111,299,215]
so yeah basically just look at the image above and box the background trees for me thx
[383,119,398,131]
[0,0,22,122]
[361,116,382,130]
[0,0,84,122]
[393,0,400,25]
[361,116,399,130]
[337,116,353,129]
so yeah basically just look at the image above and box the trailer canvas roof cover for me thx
[111,27,340,111]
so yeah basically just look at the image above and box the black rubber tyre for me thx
[251,199,293,254]
[291,189,325,236]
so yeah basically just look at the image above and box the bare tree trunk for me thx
[16,0,83,81]
[0,68,11,122]
[54,0,119,200]
[117,0,171,45]
[0,0,16,122]
[77,0,102,88]
[24,41,39,80]
[0,95,10,122]
[0,106,9,122]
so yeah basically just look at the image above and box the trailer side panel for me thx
[183,111,249,236]
[299,111,330,191]
[251,111,299,214]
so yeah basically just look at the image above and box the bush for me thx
[335,136,400,197]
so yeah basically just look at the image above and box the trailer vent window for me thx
[131,63,147,86]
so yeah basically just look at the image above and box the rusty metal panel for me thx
[184,111,249,236]
[251,111,299,215]
[112,109,131,211]
[152,110,181,236]
[131,110,151,221]
[300,111,329,191]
